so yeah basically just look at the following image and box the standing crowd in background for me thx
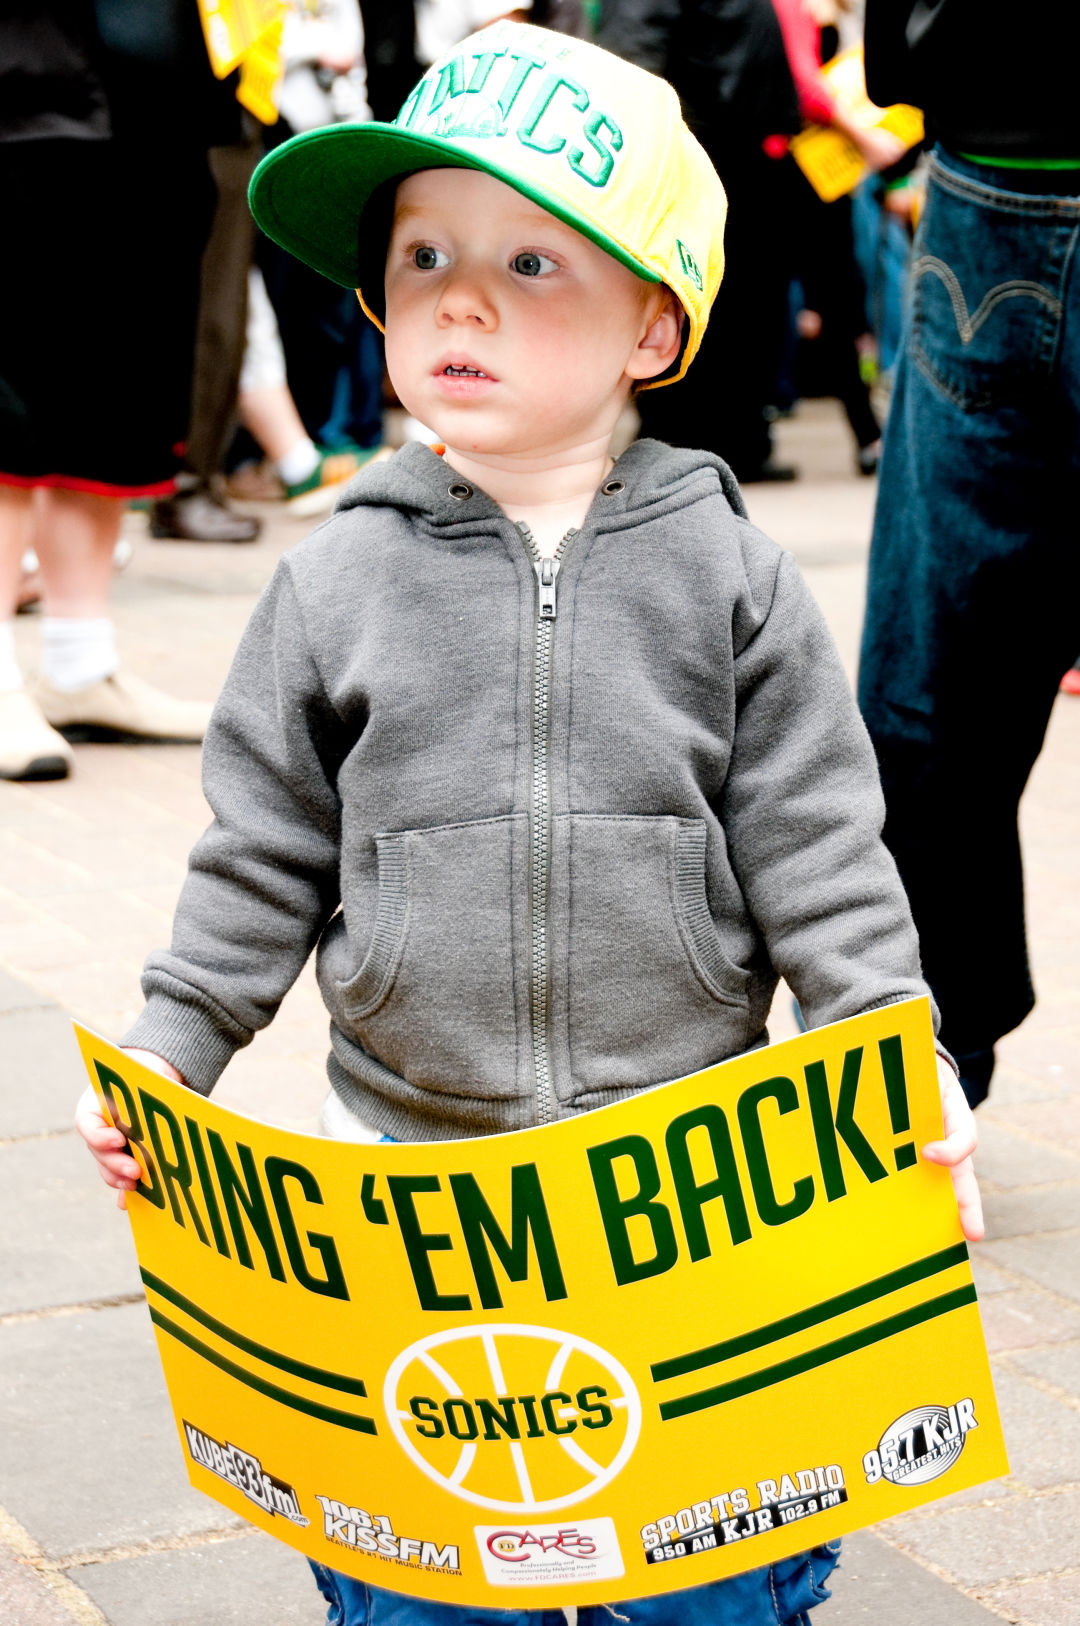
[2,0,1078,1116]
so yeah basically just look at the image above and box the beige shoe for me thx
[0,687,75,780]
[30,670,212,744]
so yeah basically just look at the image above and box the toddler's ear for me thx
[627,289,685,382]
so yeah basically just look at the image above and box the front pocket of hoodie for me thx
[562,814,750,1093]
[335,815,526,1098]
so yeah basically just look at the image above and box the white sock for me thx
[276,438,320,487]
[0,622,22,693]
[40,617,118,692]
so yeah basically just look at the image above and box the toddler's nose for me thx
[435,264,498,328]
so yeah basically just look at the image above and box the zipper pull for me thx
[535,558,559,619]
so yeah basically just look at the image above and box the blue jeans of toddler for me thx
[307,1544,840,1626]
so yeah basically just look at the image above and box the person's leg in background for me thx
[151,133,263,543]
[259,233,385,457]
[851,173,910,385]
[26,487,211,747]
[0,486,73,780]
[859,152,1080,1105]
[347,316,388,454]
[796,184,881,472]
[1,483,212,778]
[234,268,376,517]
[0,129,217,780]
[637,147,793,481]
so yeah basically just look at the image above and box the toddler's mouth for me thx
[443,364,490,378]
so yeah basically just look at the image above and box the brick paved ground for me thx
[1,402,1078,1624]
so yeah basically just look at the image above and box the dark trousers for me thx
[795,180,880,451]
[637,146,790,477]
[183,135,260,485]
[258,234,384,453]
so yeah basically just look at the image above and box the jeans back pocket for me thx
[911,161,1069,412]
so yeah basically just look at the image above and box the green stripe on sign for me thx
[141,1269,367,1396]
[148,1308,378,1435]
[658,1284,978,1421]
[651,1242,970,1382]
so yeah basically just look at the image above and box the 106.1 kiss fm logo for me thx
[316,1497,460,1573]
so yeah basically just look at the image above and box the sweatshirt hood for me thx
[332,438,748,528]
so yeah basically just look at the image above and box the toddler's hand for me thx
[74,1049,185,1211]
[922,1056,984,1243]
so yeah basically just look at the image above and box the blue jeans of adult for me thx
[308,1543,840,1626]
[858,147,1080,1103]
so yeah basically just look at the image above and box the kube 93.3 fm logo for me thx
[384,1324,641,1513]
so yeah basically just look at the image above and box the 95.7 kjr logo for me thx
[864,1398,978,1488]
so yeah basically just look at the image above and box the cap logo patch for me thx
[676,240,703,291]
[396,47,625,190]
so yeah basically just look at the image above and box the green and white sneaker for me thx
[285,446,386,517]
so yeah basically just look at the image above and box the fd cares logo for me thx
[384,1324,641,1512]
[486,1527,598,1562]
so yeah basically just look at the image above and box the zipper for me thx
[516,523,576,1125]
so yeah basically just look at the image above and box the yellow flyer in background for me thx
[791,45,924,202]
[75,1000,1006,1605]
[197,0,285,124]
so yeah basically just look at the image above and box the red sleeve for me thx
[770,0,838,126]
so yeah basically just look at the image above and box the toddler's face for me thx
[383,168,674,462]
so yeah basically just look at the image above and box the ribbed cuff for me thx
[934,1043,960,1080]
[122,991,247,1096]
[856,993,958,1080]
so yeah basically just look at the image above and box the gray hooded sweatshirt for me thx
[125,439,932,1140]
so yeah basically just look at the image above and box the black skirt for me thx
[0,136,214,496]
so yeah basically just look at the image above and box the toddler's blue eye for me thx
[413,246,446,270]
[513,252,555,277]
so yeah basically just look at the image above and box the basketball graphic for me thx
[383,1324,642,1513]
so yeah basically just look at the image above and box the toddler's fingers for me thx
[75,1083,126,1152]
[948,1156,984,1243]
[924,1071,984,1242]
[924,1073,978,1166]
[95,1151,142,1189]
[922,1122,977,1169]
[121,1046,186,1085]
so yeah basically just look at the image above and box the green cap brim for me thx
[248,123,660,291]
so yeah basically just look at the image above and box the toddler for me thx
[79,23,980,1626]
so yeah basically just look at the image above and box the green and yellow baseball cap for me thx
[249,20,726,386]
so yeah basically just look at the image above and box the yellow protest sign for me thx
[75,1000,1006,1604]
[791,46,924,203]
[197,0,284,124]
